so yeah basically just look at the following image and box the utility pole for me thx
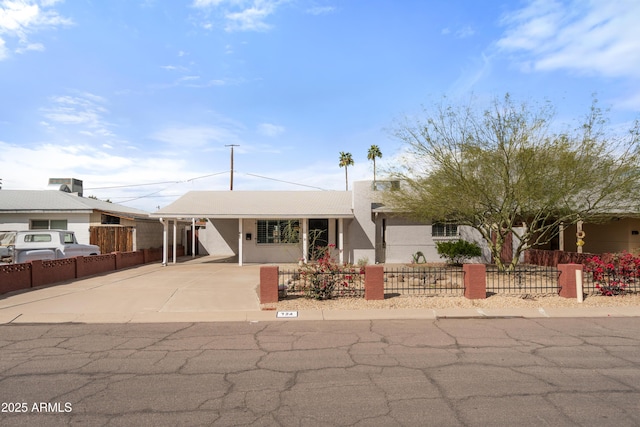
[225,144,239,190]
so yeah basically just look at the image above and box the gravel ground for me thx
[265,293,640,311]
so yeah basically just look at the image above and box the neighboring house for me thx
[537,218,640,255]
[151,180,492,265]
[0,178,177,254]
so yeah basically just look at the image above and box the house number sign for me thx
[276,311,298,318]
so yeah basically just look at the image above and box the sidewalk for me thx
[1,257,639,324]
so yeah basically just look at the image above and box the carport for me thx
[151,190,354,266]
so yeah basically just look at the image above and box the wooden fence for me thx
[90,226,134,253]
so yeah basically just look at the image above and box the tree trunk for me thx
[345,167,348,191]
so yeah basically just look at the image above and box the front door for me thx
[308,219,329,260]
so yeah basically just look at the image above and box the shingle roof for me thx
[0,190,150,218]
[152,191,354,219]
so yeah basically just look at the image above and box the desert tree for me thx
[385,94,640,270]
[339,151,354,191]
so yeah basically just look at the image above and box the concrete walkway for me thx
[0,256,639,323]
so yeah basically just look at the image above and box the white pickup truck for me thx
[0,230,101,264]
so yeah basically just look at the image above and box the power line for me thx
[85,171,228,190]
[89,170,328,205]
[243,173,329,190]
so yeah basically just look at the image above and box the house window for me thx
[30,219,68,230]
[257,220,300,244]
[101,214,121,225]
[432,222,458,237]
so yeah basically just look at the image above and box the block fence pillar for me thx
[114,252,123,270]
[260,266,279,304]
[464,264,486,299]
[558,263,583,299]
[365,265,384,301]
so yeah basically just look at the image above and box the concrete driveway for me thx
[0,257,263,324]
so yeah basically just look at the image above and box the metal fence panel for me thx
[383,267,464,296]
[279,269,364,299]
[486,265,559,294]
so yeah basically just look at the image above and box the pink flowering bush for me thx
[298,244,364,300]
[584,252,640,296]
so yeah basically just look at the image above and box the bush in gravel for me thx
[298,245,363,300]
[436,239,482,265]
[584,252,640,296]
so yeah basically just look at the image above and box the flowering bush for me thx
[584,252,640,296]
[298,245,364,300]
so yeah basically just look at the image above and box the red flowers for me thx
[584,252,637,296]
[298,245,364,299]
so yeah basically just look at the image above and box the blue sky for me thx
[1,0,639,212]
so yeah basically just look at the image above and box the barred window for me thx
[257,220,300,244]
[432,222,458,237]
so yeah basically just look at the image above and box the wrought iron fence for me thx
[278,268,364,299]
[486,265,560,294]
[383,266,465,296]
[277,264,632,300]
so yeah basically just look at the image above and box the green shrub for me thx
[436,239,482,265]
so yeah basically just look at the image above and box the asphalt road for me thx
[1,318,639,426]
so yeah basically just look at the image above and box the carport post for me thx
[238,218,243,266]
[172,220,177,264]
[191,218,196,258]
[302,218,308,264]
[338,218,344,264]
[160,218,168,266]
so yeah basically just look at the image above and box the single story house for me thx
[151,180,497,266]
[0,178,178,253]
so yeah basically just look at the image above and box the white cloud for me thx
[40,92,115,138]
[455,26,475,39]
[160,64,180,71]
[498,0,640,79]
[258,122,284,137]
[192,0,227,7]
[225,4,273,32]
[15,40,42,52]
[0,0,72,59]
[0,36,6,59]
[441,25,475,39]
[305,5,335,16]
[192,0,286,33]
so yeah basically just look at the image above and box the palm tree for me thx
[338,151,354,191]
[367,144,382,183]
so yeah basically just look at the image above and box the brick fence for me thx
[0,246,183,295]
[259,264,584,304]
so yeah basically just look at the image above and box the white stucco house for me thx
[151,180,492,266]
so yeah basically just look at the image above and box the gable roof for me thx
[0,190,150,219]
[152,191,354,219]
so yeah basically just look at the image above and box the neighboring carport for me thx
[151,190,354,266]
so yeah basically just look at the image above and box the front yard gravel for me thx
[265,293,640,311]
